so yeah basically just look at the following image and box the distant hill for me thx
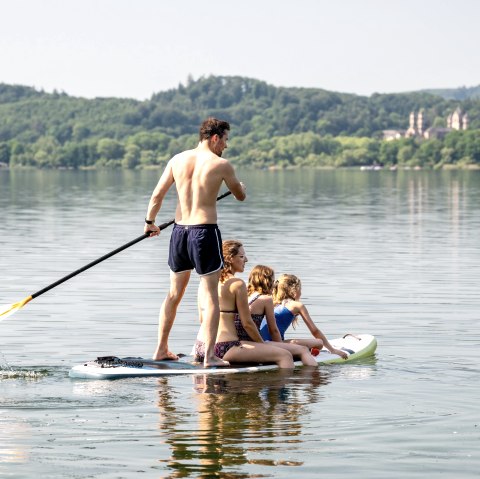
[1,76,479,169]
[1,75,476,143]
[422,85,480,101]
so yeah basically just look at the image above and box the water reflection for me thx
[0,420,30,465]
[1,169,479,478]
[156,368,330,478]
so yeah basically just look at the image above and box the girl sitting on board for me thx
[259,273,348,360]
[245,265,317,366]
[194,240,295,369]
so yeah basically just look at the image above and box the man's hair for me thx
[199,118,230,141]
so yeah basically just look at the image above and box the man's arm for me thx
[144,161,175,235]
[222,162,246,201]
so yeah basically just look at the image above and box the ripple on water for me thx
[0,368,49,380]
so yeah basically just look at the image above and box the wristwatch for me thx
[145,218,154,224]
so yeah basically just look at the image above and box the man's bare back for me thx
[171,147,237,225]
[144,136,245,230]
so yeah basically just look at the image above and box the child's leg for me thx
[270,342,317,366]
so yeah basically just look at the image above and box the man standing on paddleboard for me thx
[144,118,246,367]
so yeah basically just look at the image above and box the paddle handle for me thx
[31,191,232,300]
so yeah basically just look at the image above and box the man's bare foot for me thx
[204,356,230,368]
[153,350,179,361]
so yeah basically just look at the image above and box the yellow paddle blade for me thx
[0,296,33,320]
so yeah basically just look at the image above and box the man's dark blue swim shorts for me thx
[168,224,224,275]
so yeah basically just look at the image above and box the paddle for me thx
[0,190,232,320]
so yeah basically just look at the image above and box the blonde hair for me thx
[273,274,302,328]
[273,274,301,305]
[220,240,243,282]
[247,265,275,295]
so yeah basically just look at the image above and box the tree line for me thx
[1,76,479,169]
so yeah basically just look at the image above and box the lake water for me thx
[1,168,479,478]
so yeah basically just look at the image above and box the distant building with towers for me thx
[447,107,469,130]
[405,109,425,137]
[383,107,468,141]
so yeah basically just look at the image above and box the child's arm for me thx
[263,297,283,342]
[296,302,348,359]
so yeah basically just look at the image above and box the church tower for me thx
[451,108,462,130]
[417,109,424,136]
[405,111,417,137]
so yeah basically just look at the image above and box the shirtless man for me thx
[144,118,246,367]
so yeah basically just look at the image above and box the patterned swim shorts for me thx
[193,339,241,361]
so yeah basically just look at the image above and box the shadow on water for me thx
[154,367,331,478]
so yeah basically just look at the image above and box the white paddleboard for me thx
[69,333,377,380]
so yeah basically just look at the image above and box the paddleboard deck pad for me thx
[69,333,377,379]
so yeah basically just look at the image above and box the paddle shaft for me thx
[31,190,232,300]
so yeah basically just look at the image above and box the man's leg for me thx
[199,270,229,367]
[153,270,191,360]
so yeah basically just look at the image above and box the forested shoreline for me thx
[1,76,479,169]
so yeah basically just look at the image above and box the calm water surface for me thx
[1,169,479,478]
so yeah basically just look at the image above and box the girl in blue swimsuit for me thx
[246,265,317,366]
[259,274,348,360]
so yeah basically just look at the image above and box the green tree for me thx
[439,146,456,166]
[0,142,10,164]
[72,123,91,141]
[414,139,442,167]
[139,150,156,167]
[379,141,399,166]
[398,144,415,165]
[122,144,141,169]
[97,138,124,161]
[32,136,61,167]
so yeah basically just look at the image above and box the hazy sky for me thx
[1,0,479,100]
